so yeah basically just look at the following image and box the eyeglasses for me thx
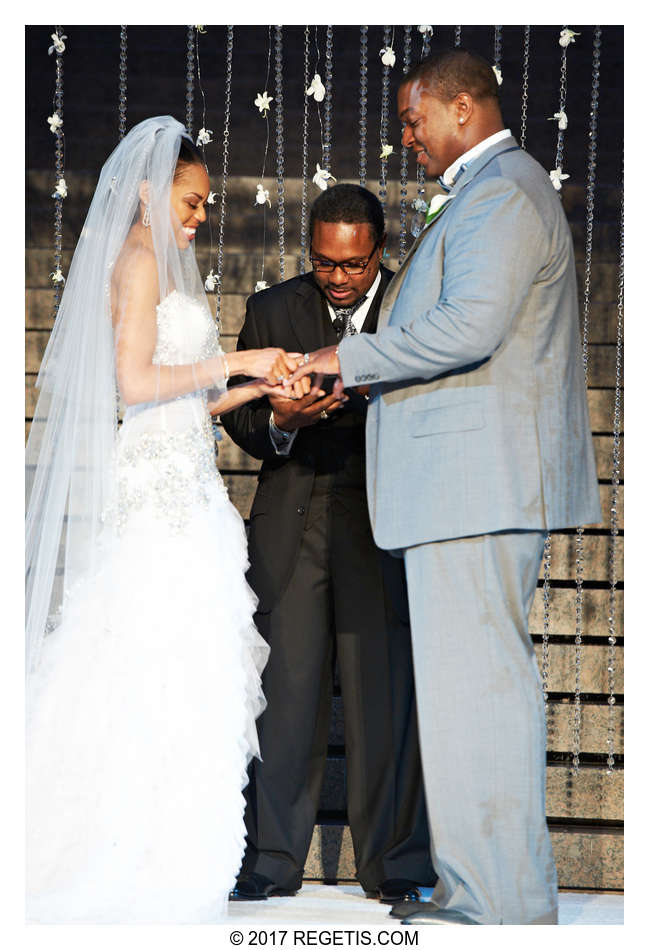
[309,238,381,275]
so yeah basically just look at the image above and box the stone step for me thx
[304,821,623,890]
[204,425,624,481]
[24,247,626,314]
[318,761,622,821]
[325,694,623,752]
[24,322,623,391]
[220,470,623,532]
[25,287,624,349]
[23,369,622,434]
[27,169,624,248]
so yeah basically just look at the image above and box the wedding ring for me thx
[301,353,310,366]
[320,410,328,420]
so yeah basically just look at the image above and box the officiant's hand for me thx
[288,345,344,399]
[269,373,348,431]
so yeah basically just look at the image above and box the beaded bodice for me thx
[103,292,226,534]
[152,290,220,365]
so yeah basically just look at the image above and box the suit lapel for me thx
[377,135,521,329]
[289,275,330,352]
[360,265,392,333]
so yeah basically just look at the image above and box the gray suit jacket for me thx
[338,135,601,551]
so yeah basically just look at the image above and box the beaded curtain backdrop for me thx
[25,24,623,892]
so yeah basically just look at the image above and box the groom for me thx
[289,49,601,924]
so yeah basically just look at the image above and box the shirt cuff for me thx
[269,412,298,456]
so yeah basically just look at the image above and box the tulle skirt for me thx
[26,480,268,924]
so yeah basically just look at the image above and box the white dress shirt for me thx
[440,128,512,188]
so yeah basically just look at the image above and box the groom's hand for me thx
[288,345,343,398]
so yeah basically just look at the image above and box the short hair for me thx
[174,135,205,181]
[401,48,500,103]
[309,183,385,243]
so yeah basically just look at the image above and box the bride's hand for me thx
[256,378,310,399]
[232,349,302,385]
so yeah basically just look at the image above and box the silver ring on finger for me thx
[320,410,328,420]
[302,353,310,366]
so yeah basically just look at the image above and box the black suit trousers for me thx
[240,462,435,891]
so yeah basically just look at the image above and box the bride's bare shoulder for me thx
[111,238,159,326]
[113,236,158,294]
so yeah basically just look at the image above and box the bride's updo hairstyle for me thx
[173,136,205,182]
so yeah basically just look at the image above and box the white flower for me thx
[417,26,433,34]
[492,64,503,86]
[204,269,217,292]
[255,184,271,207]
[195,25,207,33]
[306,73,326,103]
[548,110,568,131]
[254,280,270,292]
[207,191,217,204]
[380,47,396,67]
[254,91,274,116]
[50,267,65,284]
[411,197,428,214]
[379,144,394,160]
[559,29,580,48]
[52,178,67,199]
[196,127,213,146]
[549,167,570,190]
[48,32,67,55]
[312,163,337,191]
[426,193,454,224]
[47,112,63,134]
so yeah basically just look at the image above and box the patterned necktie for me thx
[332,295,367,339]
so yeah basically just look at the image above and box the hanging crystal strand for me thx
[454,26,462,47]
[378,26,392,212]
[214,26,233,331]
[607,159,623,774]
[541,534,552,717]
[298,26,311,275]
[255,27,273,291]
[416,27,432,197]
[572,26,602,773]
[359,26,368,187]
[274,25,286,282]
[554,25,569,191]
[118,26,127,140]
[322,26,333,173]
[51,25,65,321]
[186,26,196,138]
[399,25,412,263]
[494,25,503,72]
[520,27,530,150]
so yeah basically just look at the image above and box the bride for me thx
[25,116,301,923]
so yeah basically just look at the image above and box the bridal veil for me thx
[25,116,226,672]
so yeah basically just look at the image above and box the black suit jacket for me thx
[221,266,393,612]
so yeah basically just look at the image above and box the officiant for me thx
[222,184,435,904]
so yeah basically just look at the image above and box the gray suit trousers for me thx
[404,530,559,925]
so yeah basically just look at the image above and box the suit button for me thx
[297,506,305,515]
[355,375,362,382]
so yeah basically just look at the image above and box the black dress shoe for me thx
[228,872,298,901]
[376,879,422,904]
[390,902,478,925]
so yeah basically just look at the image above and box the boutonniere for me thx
[425,193,454,227]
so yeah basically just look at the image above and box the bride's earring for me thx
[142,204,151,228]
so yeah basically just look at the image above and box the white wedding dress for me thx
[26,292,269,924]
